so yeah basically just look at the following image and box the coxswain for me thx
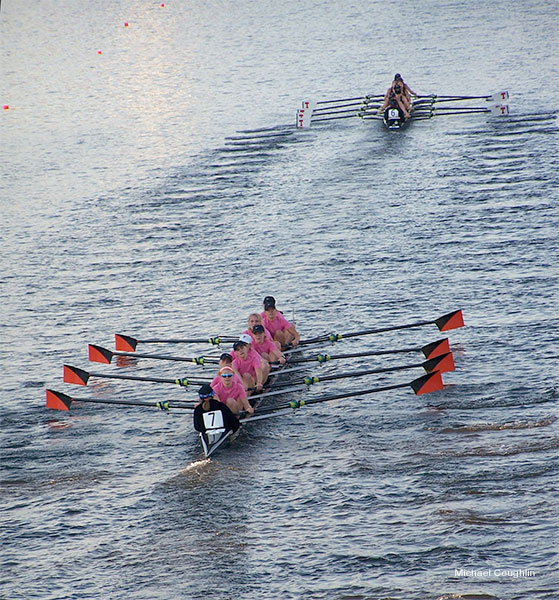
[251,324,286,365]
[193,383,240,434]
[232,337,269,393]
[211,366,254,415]
[261,296,300,349]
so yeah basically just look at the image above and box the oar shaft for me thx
[90,371,209,385]
[256,381,408,415]
[300,310,463,345]
[312,114,360,122]
[288,347,420,363]
[301,320,432,345]
[316,95,383,105]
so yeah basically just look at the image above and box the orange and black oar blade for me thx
[410,371,443,395]
[46,389,74,411]
[89,344,114,364]
[422,352,455,374]
[115,334,138,352]
[420,338,451,359]
[64,365,90,385]
[434,309,464,331]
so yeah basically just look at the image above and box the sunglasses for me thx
[221,373,233,378]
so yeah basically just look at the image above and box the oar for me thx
[249,371,444,417]
[414,91,509,102]
[312,101,376,113]
[413,106,508,119]
[89,344,221,365]
[274,352,454,387]
[300,310,464,346]
[284,338,450,364]
[46,389,196,412]
[309,108,367,118]
[313,94,383,106]
[311,114,363,123]
[63,365,211,387]
[115,333,237,352]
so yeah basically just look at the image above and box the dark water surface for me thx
[1,1,558,599]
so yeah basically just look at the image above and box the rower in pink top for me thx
[232,336,268,393]
[261,296,300,349]
[210,366,253,416]
[250,324,286,365]
[244,312,280,349]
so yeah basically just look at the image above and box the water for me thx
[1,1,558,599]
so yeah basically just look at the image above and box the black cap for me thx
[219,352,232,362]
[263,295,276,309]
[252,324,265,334]
[233,340,247,350]
[394,73,402,80]
[198,384,214,399]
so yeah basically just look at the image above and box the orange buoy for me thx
[2,105,9,110]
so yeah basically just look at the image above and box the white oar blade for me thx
[491,91,509,102]
[490,104,510,116]
[296,101,316,128]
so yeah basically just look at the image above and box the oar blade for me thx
[491,91,509,102]
[63,365,90,385]
[88,344,114,364]
[422,352,455,374]
[410,371,443,395]
[46,389,73,411]
[421,338,450,359]
[115,334,138,352]
[490,104,509,116]
[435,310,464,331]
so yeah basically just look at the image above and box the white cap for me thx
[239,333,252,344]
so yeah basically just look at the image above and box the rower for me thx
[261,296,300,349]
[232,337,269,393]
[244,312,281,350]
[379,73,415,118]
[216,352,244,384]
[379,84,410,118]
[210,366,254,416]
[250,324,286,365]
[193,383,240,435]
[393,73,416,109]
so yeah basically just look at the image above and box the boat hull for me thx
[383,107,408,129]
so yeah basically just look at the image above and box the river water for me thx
[1,1,558,599]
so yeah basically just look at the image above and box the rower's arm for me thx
[288,325,300,347]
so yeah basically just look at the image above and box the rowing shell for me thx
[198,354,295,457]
